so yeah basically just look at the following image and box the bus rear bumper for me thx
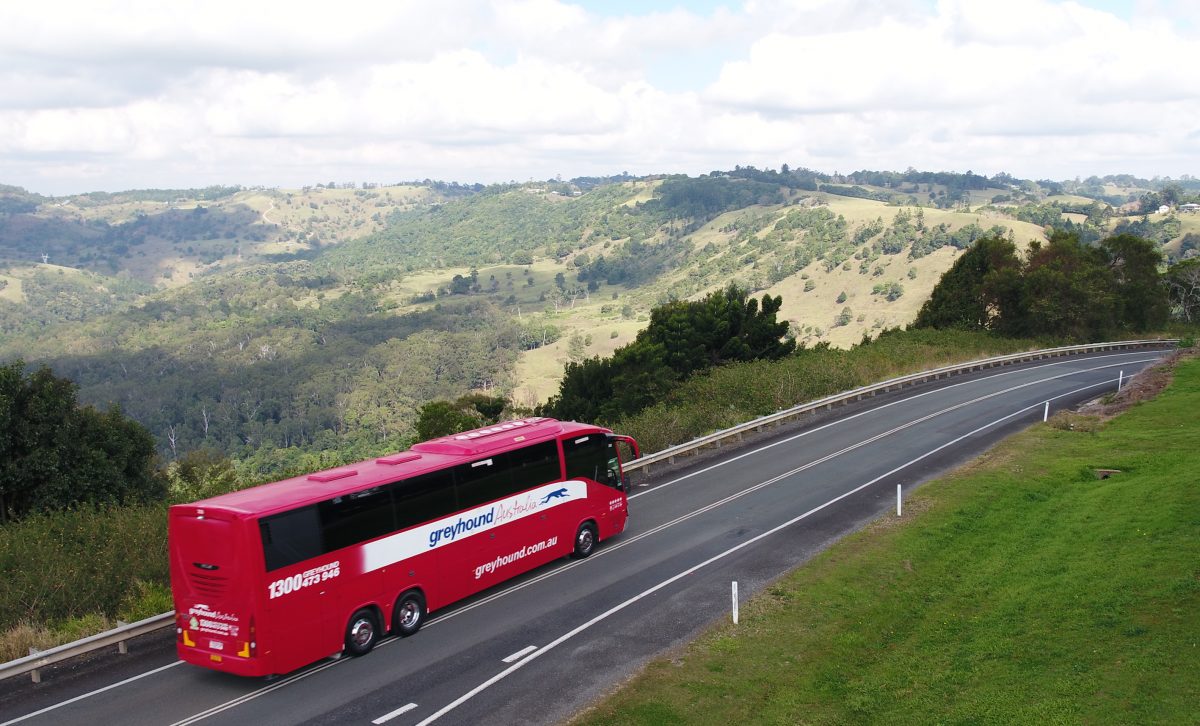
[178,644,272,677]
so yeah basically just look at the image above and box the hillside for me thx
[1,169,1196,469]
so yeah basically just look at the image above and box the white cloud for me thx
[0,0,1196,194]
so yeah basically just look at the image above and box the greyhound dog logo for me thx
[540,487,569,504]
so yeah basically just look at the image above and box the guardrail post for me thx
[28,648,40,683]
[117,620,128,654]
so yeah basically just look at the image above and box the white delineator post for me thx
[1044,401,1050,422]
[1118,370,1124,391]
[897,484,902,517]
[731,581,739,625]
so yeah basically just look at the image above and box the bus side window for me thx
[394,471,456,531]
[454,454,518,509]
[564,435,618,488]
[319,486,394,552]
[507,440,561,488]
[260,506,323,571]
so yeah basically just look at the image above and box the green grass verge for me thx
[577,357,1200,725]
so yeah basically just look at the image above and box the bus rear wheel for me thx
[393,590,426,637]
[571,522,597,559]
[344,609,379,657]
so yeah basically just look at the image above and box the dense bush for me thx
[0,361,163,523]
[0,504,168,632]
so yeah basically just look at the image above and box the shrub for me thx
[0,504,168,632]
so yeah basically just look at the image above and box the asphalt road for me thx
[0,348,1167,726]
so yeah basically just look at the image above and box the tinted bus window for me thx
[507,441,561,489]
[319,486,394,552]
[260,506,322,571]
[564,435,618,487]
[395,471,456,531]
[454,455,517,509]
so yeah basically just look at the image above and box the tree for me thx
[167,448,239,503]
[539,356,619,424]
[637,285,795,379]
[414,400,484,441]
[540,286,794,423]
[454,393,507,421]
[1165,259,1200,323]
[913,235,1022,331]
[1022,232,1118,340]
[1100,233,1169,331]
[0,361,163,522]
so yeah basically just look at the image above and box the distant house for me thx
[1181,203,1200,213]
[1158,205,1171,214]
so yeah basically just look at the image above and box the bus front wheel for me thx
[344,609,380,657]
[571,522,597,559]
[393,590,426,637]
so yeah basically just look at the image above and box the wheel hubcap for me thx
[400,602,419,628]
[578,529,593,552]
[351,618,373,647]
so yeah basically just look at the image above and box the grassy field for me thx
[576,354,1200,725]
[517,194,1057,401]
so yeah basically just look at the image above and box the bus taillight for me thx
[238,617,256,658]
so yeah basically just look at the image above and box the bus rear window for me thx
[175,515,236,570]
[260,506,322,571]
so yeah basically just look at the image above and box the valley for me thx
[0,170,1195,469]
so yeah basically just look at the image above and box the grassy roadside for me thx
[575,355,1200,724]
[616,329,1054,453]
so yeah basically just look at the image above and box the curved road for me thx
[0,349,1167,726]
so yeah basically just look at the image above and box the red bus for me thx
[169,417,639,677]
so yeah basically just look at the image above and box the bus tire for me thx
[344,609,380,657]
[393,590,426,637]
[571,522,597,559]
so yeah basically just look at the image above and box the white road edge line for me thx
[413,376,1120,726]
[0,661,184,726]
[371,703,418,724]
[501,646,537,663]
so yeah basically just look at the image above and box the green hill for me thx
[1,168,1195,471]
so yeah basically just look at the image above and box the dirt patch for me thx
[863,495,935,535]
[1075,348,1194,421]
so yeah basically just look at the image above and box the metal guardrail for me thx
[623,339,1178,475]
[0,339,1177,684]
[0,612,174,683]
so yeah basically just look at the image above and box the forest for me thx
[2,167,1198,476]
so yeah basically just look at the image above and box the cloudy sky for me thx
[2,0,1197,195]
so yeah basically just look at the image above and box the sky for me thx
[2,0,1197,195]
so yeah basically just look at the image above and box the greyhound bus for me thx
[169,417,639,677]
